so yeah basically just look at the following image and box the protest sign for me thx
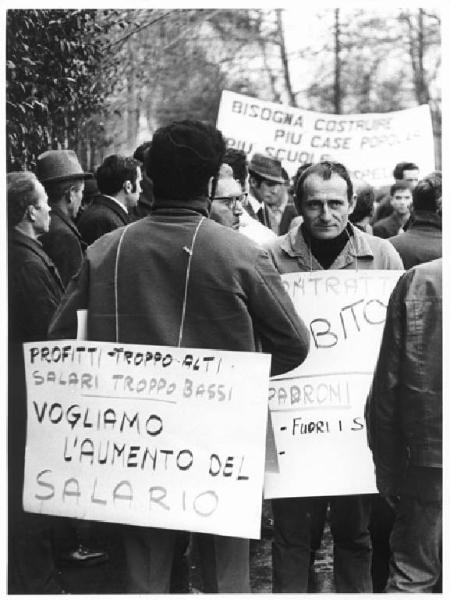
[23,341,271,539]
[217,90,435,187]
[264,270,403,499]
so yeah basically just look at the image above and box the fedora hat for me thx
[36,150,91,184]
[248,153,285,184]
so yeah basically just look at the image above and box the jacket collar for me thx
[152,196,210,218]
[410,211,442,231]
[280,222,374,270]
[10,228,64,276]
[51,205,85,241]
[92,194,129,222]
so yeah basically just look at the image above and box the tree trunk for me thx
[333,9,342,114]
[276,9,297,107]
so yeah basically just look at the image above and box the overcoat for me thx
[77,193,129,245]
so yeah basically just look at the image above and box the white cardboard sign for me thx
[23,341,271,539]
[217,90,435,186]
[264,270,403,499]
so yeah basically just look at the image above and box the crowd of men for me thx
[8,119,442,594]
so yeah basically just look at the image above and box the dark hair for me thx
[7,171,41,227]
[43,178,84,205]
[291,162,313,196]
[390,181,411,196]
[96,155,140,196]
[393,161,418,180]
[133,141,152,164]
[413,171,442,212]
[349,185,375,223]
[145,120,226,201]
[294,161,353,213]
[223,148,248,189]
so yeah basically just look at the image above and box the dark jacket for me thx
[365,258,442,495]
[41,206,86,288]
[49,207,310,377]
[77,193,129,245]
[9,229,65,343]
[388,211,442,269]
[373,212,405,239]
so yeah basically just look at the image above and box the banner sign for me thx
[23,341,271,539]
[217,90,435,186]
[264,270,403,499]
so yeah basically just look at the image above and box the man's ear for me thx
[26,204,37,222]
[123,180,132,194]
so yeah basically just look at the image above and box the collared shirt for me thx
[266,197,288,234]
[103,194,128,214]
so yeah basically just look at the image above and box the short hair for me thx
[44,179,84,205]
[145,120,226,201]
[7,171,41,227]
[291,163,313,196]
[294,161,353,212]
[223,148,248,190]
[393,161,419,180]
[133,141,152,164]
[349,185,375,223]
[413,171,442,212]
[390,182,411,196]
[96,155,140,196]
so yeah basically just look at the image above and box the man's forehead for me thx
[303,172,348,195]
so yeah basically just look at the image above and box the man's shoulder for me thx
[352,226,403,268]
[80,196,123,222]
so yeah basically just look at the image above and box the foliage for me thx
[6,9,111,170]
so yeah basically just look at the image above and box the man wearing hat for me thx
[37,149,90,287]
[247,153,285,231]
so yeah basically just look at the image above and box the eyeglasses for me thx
[212,193,248,209]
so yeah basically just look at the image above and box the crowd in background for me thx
[8,120,442,594]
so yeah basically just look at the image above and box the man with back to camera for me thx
[388,171,442,269]
[373,182,412,239]
[48,119,310,593]
[365,257,442,592]
[8,172,65,593]
[77,154,142,245]
[37,149,90,287]
[265,160,403,593]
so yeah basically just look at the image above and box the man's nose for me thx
[233,201,244,216]
[320,203,332,219]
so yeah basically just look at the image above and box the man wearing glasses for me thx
[210,164,276,244]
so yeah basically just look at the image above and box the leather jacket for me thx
[365,258,442,495]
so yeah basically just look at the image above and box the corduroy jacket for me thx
[49,206,310,377]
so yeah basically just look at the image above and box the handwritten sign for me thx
[217,90,435,186]
[23,342,271,539]
[264,270,403,499]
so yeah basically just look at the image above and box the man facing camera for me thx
[265,161,403,593]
